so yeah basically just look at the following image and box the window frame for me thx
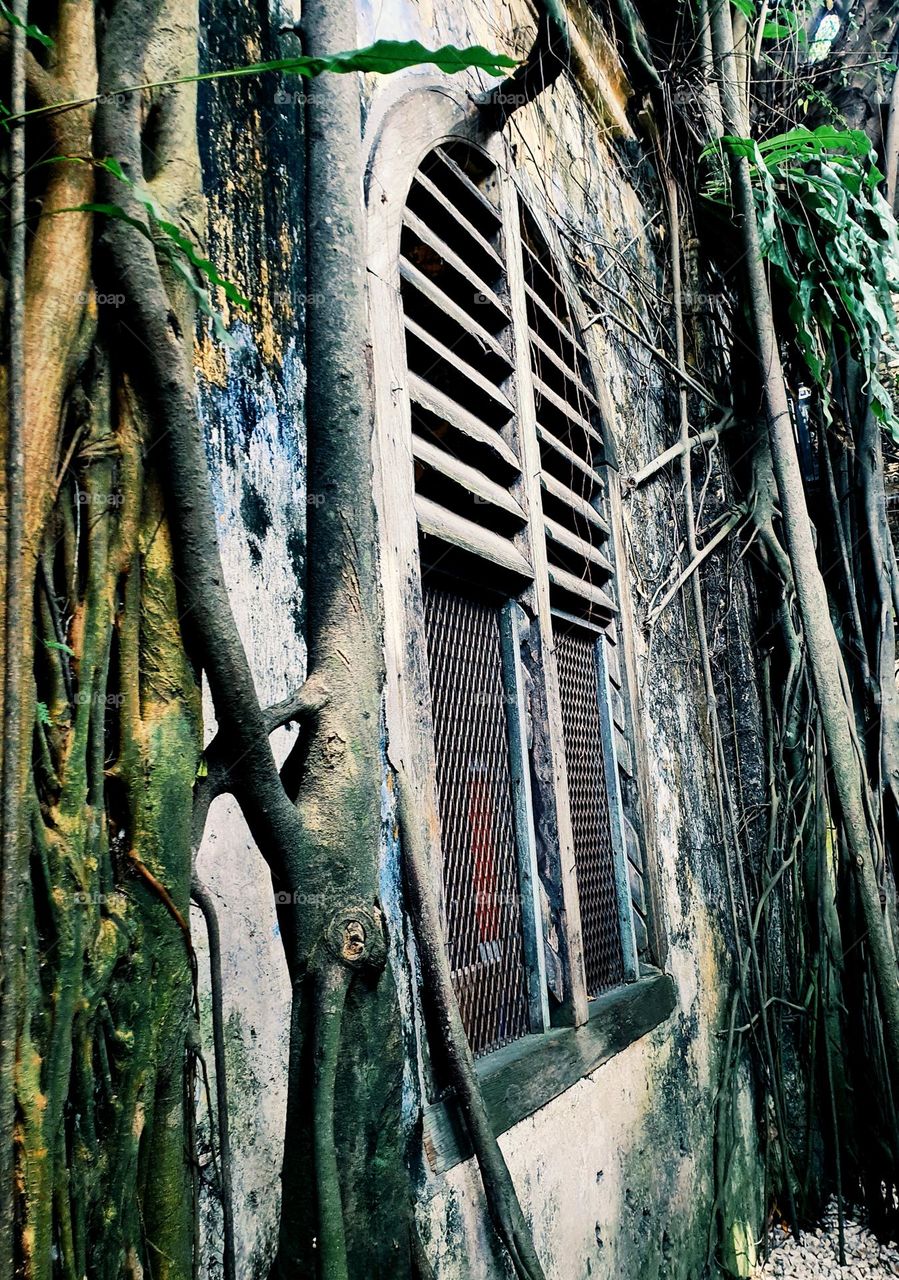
[365,83,667,1094]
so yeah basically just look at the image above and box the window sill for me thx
[421,967,677,1175]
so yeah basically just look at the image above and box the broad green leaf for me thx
[3,39,520,126]
[0,2,52,47]
[731,0,755,17]
[44,639,75,656]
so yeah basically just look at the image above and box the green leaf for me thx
[706,123,899,442]
[186,40,520,84]
[731,0,755,17]
[151,214,250,309]
[0,2,53,47]
[3,39,518,129]
[44,639,75,656]
[55,194,248,344]
[36,701,52,726]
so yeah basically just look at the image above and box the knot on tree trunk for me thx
[322,904,387,973]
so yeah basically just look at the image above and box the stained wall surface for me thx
[191,1,764,1275]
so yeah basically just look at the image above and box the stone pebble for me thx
[753,1201,899,1279]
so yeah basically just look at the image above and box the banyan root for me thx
[397,774,548,1280]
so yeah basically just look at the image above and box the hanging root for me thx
[311,957,352,1280]
[190,878,236,1280]
[396,775,547,1280]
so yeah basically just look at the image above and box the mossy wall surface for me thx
[190,1,767,1275]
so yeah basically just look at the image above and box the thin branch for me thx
[263,673,330,734]
[477,0,570,129]
[647,511,744,626]
[311,958,352,1280]
[95,0,310,905]
[585,307,720,406]
[396,776,547,1280]
[625,416,733,490]
[126,849,192,943]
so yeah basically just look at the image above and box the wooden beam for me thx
[400,257,513,371]
[500,166,591,1028]
[409,374,519,473]
[403,208,509,330]
[500,602,551,1035]
[548,564,618,615]
[541,471,611,538]
[543,515,615,577]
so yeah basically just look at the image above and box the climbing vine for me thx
[613,0,899,1261]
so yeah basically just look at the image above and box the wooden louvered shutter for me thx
[517,204,646,990]
[398,143,548,1056]
[399,143,532,586]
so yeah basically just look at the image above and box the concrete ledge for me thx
[422,967,677,1175]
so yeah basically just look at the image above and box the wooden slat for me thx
[411,434,525,521]
[594,629,640,981]
[529,325,600,411]
[415,495,533,578]
[500,602,551,1035]
[540,471,610,538]
[610,686,627,731]
[403,209,509,327]
[614,725,633,775]
[543,515,615,577]
[522,238,568,307]
[400,257,512,371]
[408,374,519,472]
[549,606,606,637]
[411,169,505,276]
[533,375,603,446]
[624,819,644,877]
[537,423,604,490]
[405,316,515,421]
[501,170,590,1026]
[547,564,618,615]
[433,146,503,228]
[524,282,588,360]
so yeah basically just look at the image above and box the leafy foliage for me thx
[50,156,249,343]
[704,126,899,438]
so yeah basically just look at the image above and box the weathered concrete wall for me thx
[192,2,305,1273]
[189,0,766,1275]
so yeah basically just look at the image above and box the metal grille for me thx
[422,586,530,1056]
[555,630,624,996]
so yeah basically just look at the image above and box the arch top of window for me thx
[364,84,619,468]
[364,87,503,272]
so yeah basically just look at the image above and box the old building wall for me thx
[189,0,766,1275]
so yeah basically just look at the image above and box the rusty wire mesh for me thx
[422,586,530,1056]
[555,629,624,997]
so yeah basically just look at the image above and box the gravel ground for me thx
[754,1203,899,1278]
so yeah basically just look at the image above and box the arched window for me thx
[367,90,655,1062]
